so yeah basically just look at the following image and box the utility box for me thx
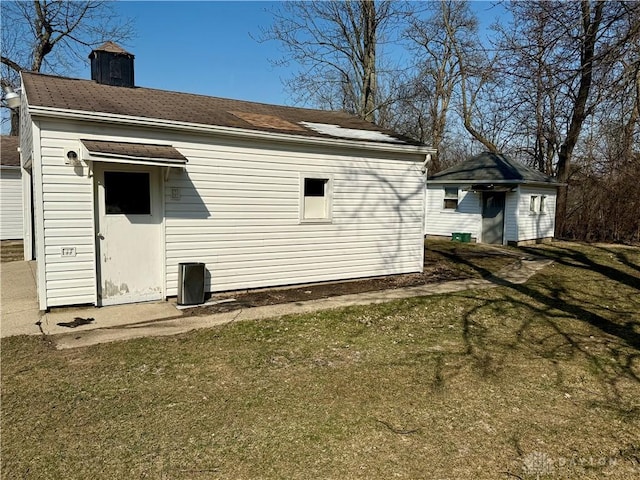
[177,262,205,305]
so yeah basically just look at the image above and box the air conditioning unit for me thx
[177,262,205,305]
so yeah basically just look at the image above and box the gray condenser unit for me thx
[177,262,205,305]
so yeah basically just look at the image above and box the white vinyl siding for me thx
[518,186,556,241]
[164,140,424,295]
[34,119,425,307]
[0,168,23,239]
[425,185,481,238]
[37,122,96,307]
[504,190,519,243]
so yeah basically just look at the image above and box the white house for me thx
[1,136,23,240]
[425,152,559,245]
[19,42,434,310]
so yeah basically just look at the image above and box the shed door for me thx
[95,164,163,306]
[482,192,505,245]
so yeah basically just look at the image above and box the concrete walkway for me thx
[0,256,553,349]
[0,260,41,337]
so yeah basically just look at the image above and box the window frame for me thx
[299,174,333,223]
[529,195,538,214]
[539,195,547,214]
[443,186,459,210]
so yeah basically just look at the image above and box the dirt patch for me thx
[183,261,469,316]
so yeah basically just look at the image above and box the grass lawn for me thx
[2,241,639,479]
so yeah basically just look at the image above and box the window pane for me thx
[444,199,458,209]
[444,187,458,198]
[105,172,151,215]
[304,178,327,197]
[530,196,537,212]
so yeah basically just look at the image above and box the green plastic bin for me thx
[452,232,471,242]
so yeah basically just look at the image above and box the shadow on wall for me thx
[343,160,426,271]
[164,170,210,219]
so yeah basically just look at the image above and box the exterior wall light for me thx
[2,86,21,110]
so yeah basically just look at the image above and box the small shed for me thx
[425,152,559,245]
[1,136,23,240]
[18,43,434,310]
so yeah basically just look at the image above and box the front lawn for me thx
[2,241,639,479]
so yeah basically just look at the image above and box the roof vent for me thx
[89,41,135,88]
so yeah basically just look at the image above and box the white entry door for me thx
[95,163,163,306]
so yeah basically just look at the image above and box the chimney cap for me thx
[89,41,134,58]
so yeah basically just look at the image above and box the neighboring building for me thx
[1,136,23,240]
[425,152,559,245]
[19,42,434,310]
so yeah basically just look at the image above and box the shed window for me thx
[301,176,332,222]
[443,187,458,210]
[530,195,538,213]
[104,171,151,215]
[539,195,547,213]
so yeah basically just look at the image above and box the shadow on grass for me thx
[436,243,640,417]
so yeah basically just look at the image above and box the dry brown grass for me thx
[2,241,639,479]
[0,240,23,263]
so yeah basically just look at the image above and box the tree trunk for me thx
[361,0,377,122]
[554,0,603,237]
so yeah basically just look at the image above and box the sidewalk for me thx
[1,256,553,349]
[0,261,41,337]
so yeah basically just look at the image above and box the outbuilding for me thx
[19,42,434,310]
[1,136,23,240]
[425,152,559,245]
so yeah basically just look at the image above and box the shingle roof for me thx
[428,152,556,184]
[1,136,20,167]
[22,72,421,146]
[91,41,133,56]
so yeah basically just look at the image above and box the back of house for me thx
[18,43,434,310]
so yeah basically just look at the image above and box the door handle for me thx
[97,233,105,240]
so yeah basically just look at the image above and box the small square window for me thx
[530,195,538,213]
[444,187,458,210]
[104,171,151,215]
[301,177,331,221]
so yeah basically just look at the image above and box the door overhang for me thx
[80,139,188,168]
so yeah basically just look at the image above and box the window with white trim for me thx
[539,195,547,213]
[443,187,458,210]
[530,195,538,213]
[301,176,332,222]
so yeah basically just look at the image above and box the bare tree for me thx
[260,0,413,123]
[495,0,640,237]
[401,0,466,171]
[440,1,498,154]
[1,0,133,134]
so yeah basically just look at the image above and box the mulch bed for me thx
[182,261,471,316]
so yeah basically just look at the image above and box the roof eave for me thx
[28,105,436,158]
[427,178,560,187]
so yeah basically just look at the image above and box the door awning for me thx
[81,139,188,167]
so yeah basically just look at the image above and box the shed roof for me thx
[428,152,556,185]
[1,136,20,167]
[22,72,422,147]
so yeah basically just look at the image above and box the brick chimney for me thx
[89,41,135,88]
